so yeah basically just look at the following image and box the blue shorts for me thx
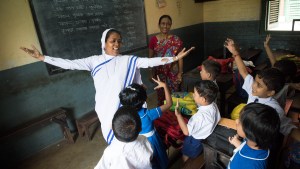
[182,135,203,158]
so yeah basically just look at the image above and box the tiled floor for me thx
[15,92,185,169]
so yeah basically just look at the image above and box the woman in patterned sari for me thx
[149,15,183,106]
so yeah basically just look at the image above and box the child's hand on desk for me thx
[228,134,242,148]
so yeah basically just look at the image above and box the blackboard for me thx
[29,0,147,74]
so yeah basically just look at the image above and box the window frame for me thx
[260,0,300,36]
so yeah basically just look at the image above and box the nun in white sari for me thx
[20,28,195,144]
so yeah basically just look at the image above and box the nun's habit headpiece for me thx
[101,28,114,55]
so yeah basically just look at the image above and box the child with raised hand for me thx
[224,38,296,136]
[228,103,281,169]
[175,80,221,162]
[264,34,299,107]
[119,76,172,169]
[94,106,153,169]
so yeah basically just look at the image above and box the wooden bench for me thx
[76,110,99,141]
[0,108,74,143]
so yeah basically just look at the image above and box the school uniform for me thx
[182,102,221,157]
[228,141,269,169]
[94,135,153,169]
[44,54,175,144]
[242,74,296,136]
[139,107,168,169]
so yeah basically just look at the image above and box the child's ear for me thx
[208,73,211,78]
[201,96,207,103]
[267,90,276,97]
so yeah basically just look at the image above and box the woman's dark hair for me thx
[256,68,285,93]
[105,29,122,42]
[158,15,172,25]
[112,106,141,142]
[202,59,221,80]
[119,83,147,110]
[240,103,280,149]
[274,59,297,82]
[194,80,219,104]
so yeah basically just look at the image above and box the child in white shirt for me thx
[94,106,153,169]
[175,80,221,162]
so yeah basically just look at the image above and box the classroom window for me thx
[262,0,300,32]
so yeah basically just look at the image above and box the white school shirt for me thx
[44,54,175,143]
[94,135,153,169]
[242,74,296,136]
[187,102,221,139]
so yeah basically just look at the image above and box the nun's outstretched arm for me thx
[136,46,195,68]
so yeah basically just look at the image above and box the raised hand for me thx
[20,45,45,61]
[152,75,166,90]
[174,99,180,116]
[264,34,271,47]
[224,38,239,56]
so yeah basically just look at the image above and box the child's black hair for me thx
[273,59,297,82]
[202,59,221,80]
[119,83,147,110]
[112,106,141,142]
[256,68,285,93]
[240,103,280,150]
[194,80,219,104]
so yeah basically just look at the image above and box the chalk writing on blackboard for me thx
[30,0,147,74]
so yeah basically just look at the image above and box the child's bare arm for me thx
[152,76,172,112]
[175,99,189,136]
[224,38,248,79]
[228,134,242,148]
[264,34,276,66]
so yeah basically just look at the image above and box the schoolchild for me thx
[119,76,172,169]
[94,106,153,169]
[228,103,280,169]
[175,80,221,162]
[199,59,221,84]
[224,38,296,136]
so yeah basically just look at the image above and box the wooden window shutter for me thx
[269,0,280,24]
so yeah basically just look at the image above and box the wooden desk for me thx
[182,68,233,116]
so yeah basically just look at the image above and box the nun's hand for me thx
[20,45,45,61]
[175,47,195,60]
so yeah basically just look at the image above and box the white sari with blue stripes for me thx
[44,53,174,144]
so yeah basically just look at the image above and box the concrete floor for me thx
[15,92,186,169]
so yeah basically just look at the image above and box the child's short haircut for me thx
[112,106,141,142]
[274,59,297,80]
[194,80,219,104]
[202,59,221,80]
[119,83,147,110]
[256,68,285,93]
[240,103,280,149]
